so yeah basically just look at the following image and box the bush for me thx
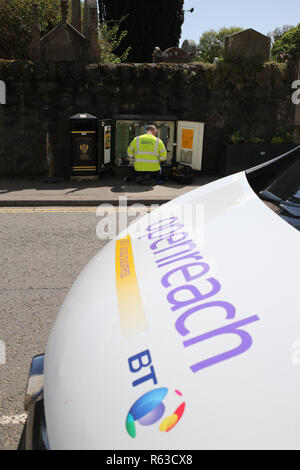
[271,133,293,144]
[197,26,244,64]
[250,136,265,144]
[271,136,284,144]
[230,131,244,144]
[271,23,300,62]
[229,132,292,145]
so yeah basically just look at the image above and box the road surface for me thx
[0,206,138,450]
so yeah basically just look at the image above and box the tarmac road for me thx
[0,206,137,450]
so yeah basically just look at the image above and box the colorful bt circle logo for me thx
[126,387,185,438]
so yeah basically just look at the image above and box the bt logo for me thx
[126,349,186,438]
[126,387,185,438]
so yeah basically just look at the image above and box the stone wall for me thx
[0,59,296,177]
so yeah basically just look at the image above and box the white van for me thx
[19,147,300,450]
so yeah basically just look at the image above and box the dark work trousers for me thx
[124,167,162,184]
[135,170,160,184]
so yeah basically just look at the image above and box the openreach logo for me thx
[0,80,6,105]
[126,387,185,439]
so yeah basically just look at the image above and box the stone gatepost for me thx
[71,0,82,33]
[83,0,100,63]
[28,3,41,62]
[83,0,97,38]
[61,0,68,23]
[88,6,101,62]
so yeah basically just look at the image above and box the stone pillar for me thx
[293,51,300,144]
[61,0,68,23]
[28,2,41,62]
[83,0,97,38]
[71,0,82,32]
[88,6,101,62]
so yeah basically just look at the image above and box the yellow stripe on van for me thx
[115,235,148,338]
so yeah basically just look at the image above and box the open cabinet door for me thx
[176,121,205,171]
[98,120,112,171]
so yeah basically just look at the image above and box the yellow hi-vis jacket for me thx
[127,134,167,172]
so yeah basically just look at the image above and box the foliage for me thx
[0,0,66,59]
[99,16,131,63]
[271,23,300,62]
[196,26,244,64]
[98,0,184,62]
[230,131,244,144]
[250,136,265,144]
[230,131,293,145]
[271,133,293,144]
[271,136,285,144]
[267,25,294,45]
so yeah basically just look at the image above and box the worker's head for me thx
[145,125,157,136]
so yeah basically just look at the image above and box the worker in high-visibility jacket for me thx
[127,125,167,184]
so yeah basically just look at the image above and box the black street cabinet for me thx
[70,113,98,176]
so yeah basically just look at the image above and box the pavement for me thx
[0,174,220,206]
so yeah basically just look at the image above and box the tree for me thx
[271,23,300,62]
[98,0,184,63]
[196,26,244,63]
[268,25,294,45]
[0,0,67,60]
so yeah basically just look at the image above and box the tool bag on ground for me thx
[171,163,194,184]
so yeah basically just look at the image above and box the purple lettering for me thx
[176,301,236,336]
[155,242,198,266]
[139,217,179,239]
[140,223,182,241]
[184,315,260,372]
[141,213,261,375]
[168,278,221,311]
[154,239,197,256]
[146,217,178,231]
[150,231,188,251]
[157,251,203,268]
[161,262,210,288]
